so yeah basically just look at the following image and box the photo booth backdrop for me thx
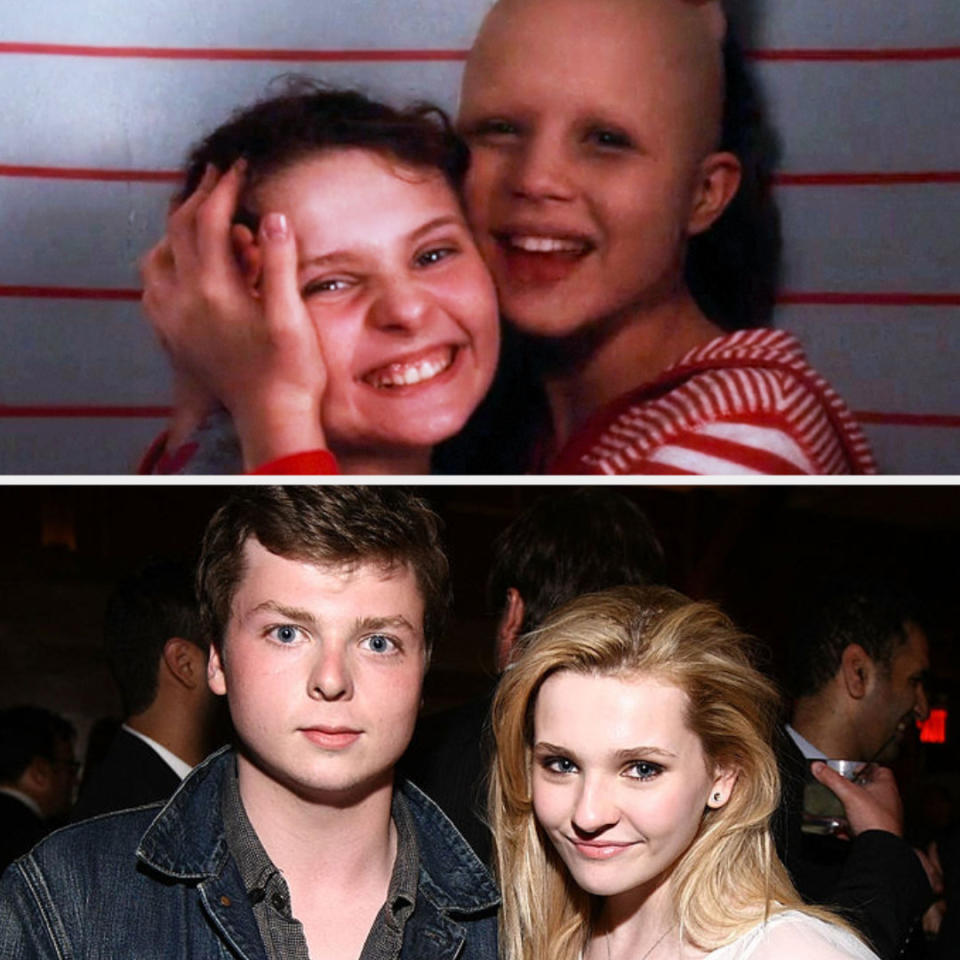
[0,0,957,474]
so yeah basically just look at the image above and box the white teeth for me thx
[510,235,585,253]
[366,349,455,389]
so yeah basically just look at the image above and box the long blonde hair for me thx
[490,585,835,960]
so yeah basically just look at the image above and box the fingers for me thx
[810,761,857,798]
[194,161,247,282]
[140,238,177,334]
[166,163,220,265]
[166,161,246,287]
[914,847,944,895]
[259,213,307,338]
[811,761,903,836]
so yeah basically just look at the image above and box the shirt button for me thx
[220,896,231,907]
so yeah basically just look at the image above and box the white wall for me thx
[1,0,957,473]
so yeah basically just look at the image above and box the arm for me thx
[635,418,820,475]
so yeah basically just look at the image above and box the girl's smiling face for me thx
[459,0,735,341]
[251,148,500,463]
[531,670,734,907]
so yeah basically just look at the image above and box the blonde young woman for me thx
[489,586,879,960]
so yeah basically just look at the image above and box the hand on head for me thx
[810,761,904,837]
[140,162,327,469]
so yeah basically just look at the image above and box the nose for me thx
[308,643,352,701]
[367,276,437,335]
[507,134,576,203]
[571,774,619,835]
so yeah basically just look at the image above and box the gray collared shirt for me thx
[221,766,419,960]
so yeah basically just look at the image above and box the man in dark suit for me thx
[777,577,936,960]
[71,559,225,822]
[0,706,77,871]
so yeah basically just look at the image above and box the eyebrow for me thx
[533,741,678,761]
[355,614,418,634]
[242,602,417,635]
[298,215,465,270]
[245,601,318,628]
[613,746,678,761]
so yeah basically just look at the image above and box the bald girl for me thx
[458,0,741,451]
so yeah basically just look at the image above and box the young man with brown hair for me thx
[0,487,498,960]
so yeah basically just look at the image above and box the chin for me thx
[386,402,480,448]
[561,865,635,899]
[501,294,601,341]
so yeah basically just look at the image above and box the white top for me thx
[705,911,879,960]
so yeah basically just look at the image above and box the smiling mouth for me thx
[492,233,593,287]
[497,232,593,257]
[362,345,458,389]
[568,838,637,860]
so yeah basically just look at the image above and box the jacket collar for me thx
[136,747,499,917]
[398,778,500,915]
[136,745,234,879]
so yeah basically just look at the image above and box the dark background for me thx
[1,483,957,838]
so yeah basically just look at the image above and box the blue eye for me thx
[543,755,578,775]
[362,634,397,654]
[625,761,662,781]
[270,624,302,645]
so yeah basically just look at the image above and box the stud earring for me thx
[713,792,721,803]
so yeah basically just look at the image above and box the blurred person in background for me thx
[780,576,935,958]
[71,558,225,822]
[0,706,77,872]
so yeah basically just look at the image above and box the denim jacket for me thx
[0,748,499,960]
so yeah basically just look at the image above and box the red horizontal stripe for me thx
[774,171,960,187]
[854,411,960,428]
[3,41,959,63]
[0,164,180,184]
[5,164,960,188]
[0,285,140,301]
[748,46,960,62]
[0,405,170,418]
[778,292,960,307]
[0,42,467,62]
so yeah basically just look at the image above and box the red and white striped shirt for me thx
[548,329,877,475]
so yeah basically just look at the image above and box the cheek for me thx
[452,266,500,342]
[651,784,709,842]
[531,775,566,829]
[374,664,423,722]
[603,174,688,250]
[306,310,360,400]
[464,155,499,222]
